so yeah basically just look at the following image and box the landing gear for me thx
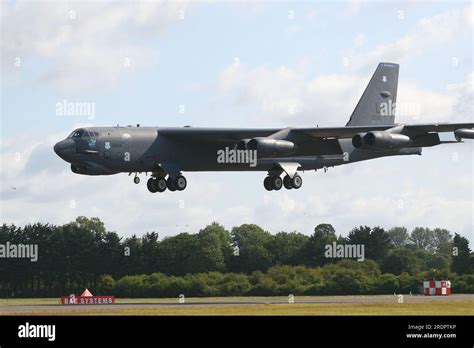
[166,177,176,191]
[291,174,302,189]
[263,175,283,191]
[156,177,167,192]
[142,166,188,193]
[147,178,158,193]
[133,176,140,184]
[264,173,302,191]
[283,175,293,189]
[264,177,273,191]
[174,175,187,191]
[147,177,167,193]
[272,176,283,190]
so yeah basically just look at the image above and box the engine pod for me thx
[363,131,411,150]
[454,128,474,140]
[352,131,411,151]
[247,137,297,156]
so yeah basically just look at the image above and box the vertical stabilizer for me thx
[346,63,399,126]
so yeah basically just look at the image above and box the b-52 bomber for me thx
[54,63,474,193]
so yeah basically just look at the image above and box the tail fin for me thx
[346,62,399,126]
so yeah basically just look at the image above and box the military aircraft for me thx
[54,62,474,193]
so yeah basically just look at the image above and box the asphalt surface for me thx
[0,294,472,314]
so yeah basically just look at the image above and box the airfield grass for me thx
[1,296,473,315]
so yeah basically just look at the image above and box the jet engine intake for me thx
[247,137,296,156]
[352,131,411,151]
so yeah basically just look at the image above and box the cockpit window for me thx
[82,131,99,138]
[68,129,100,139]
[69,129,84,138]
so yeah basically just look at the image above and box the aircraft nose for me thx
[54,139,76,161]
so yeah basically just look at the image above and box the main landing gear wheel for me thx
[175,175,187,191]
[156,177,167,192]
[272,176,283,191]
[264,176,273,191]
[291,174,302,189]
[167,177,176,191]
[264,176,284,191]
[147,178,158,193]
[283,175,293,189]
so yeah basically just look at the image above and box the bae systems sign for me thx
[60,295,115,305]
[60,289,115,305]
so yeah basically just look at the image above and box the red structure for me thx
[423,279,451,296]
[60,289,115,304]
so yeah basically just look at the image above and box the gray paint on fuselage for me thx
[59,126,421,176]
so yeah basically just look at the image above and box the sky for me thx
[1,0,473,244]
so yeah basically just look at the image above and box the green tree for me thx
[299,223,337,267]
[269,231,309,265]
[229,224,274,273]
[425,253,451,274]
[387,227,409,247]
[347,226,391,262]
[376,273,399,294]
[381,247,423,275]
[452,233,472,275]
[409,227,435,251]
[140,232,160,274]
[432,228,452,254]
[190,223,233,273]
[120,235,143,276]
[156,233,198,275]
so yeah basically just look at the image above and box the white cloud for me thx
[216,60,471,127]
[352,33,366,48]
[1,1,189,92]
[344,0,364,17]
[214,6,474,126]
[353,5,473,71]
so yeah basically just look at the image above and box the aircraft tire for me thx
[167,177,176,191]
[283,175,293,189]
[156,177,167,192]
[147,178,158,193]
[291,174,302,189]
[272,176,283,191]
[175,175,187,191]
[263,176,273,191]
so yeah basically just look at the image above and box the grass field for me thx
[1,295,473,315]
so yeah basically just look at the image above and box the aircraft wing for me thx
[158,125,394,143]
[158,127,345,155]
[160,122,474,142]
[159,127,282,143]
[299,123,474,138]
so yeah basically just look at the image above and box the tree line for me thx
[0,217,472,297]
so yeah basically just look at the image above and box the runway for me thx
[1,294,472,315]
